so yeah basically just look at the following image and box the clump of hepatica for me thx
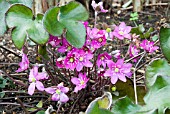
[45,82,69,103]
[71,73,89,93]
[28,66,48,95]
[104,59,132,84]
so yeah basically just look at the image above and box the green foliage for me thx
[43,1,89,48]
[111,96,141,114]
[110,59,170,114]
[115,79,146,104]
[152,35,158,41]
[0,92,5,98]
[0,76,7,88]
[8,0,33,8]
[36,110,45,114]
[130,12,139,21]
[6,4,49,49]
[131,24,153,39]
[146,59,170,87]
[36,100,43,108]
[160,28,170,62]
[0,0,10,36]
[85,92,113,114]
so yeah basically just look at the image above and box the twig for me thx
[57,103,62,114]
[0,70,28,88]
[133,51,146,104]
[125,52,145,63]
[0,45,21,58]
[119,3,169,11]
[0,102,33,107]
[15,97,29,114]
[69,92,83,114]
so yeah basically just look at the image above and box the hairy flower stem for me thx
[133,51,146,104]
[94,11,98,27]
[57,103,62,114]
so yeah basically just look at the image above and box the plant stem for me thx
[94,11,98,27]
[133,51,146,104]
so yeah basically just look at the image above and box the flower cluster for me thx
[15,1,159,104]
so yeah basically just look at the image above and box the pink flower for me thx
[129,45,140,62]
[87,29,107,49]
[140,39,159,53]
[91,35,106,49]
[45,82,69,103]
[91,0,108,13]
[56,57,65,68]
[83,21,88,28]
[75,49,93,71]
[48,35,60,47]
[112,22,131,40]
[87,27,103,39]
[16,53,29,72]
[28,66,48,95]
[104,59,132,84]
[58,38,73,53]
[64,53,78,70]
[71,73,89,93]
[97,52,112,68]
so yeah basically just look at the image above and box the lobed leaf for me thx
[43,1,89,48]
[6,4,49,49]
[0,0,10,36]
[160,28,170,62]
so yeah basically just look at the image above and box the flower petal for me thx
[118,74,126,82]
[61,87,69,93]
[84,61,93,68]
[111,76,118,84]
[36,81,44,91]
[71,78,80,85]
[60,93,69,103]
[45,87,56,94]
[28,82,36,95]
[104,70,113,77]
[76,63,83,72]
[51,93,60,101]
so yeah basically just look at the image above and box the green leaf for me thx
[36,110,45,114]
[6,4,49,49]
[115,79,146,104]
[0,76,7,88]
[43,1,89,48]
[36,100,43,108]
[85,92,113,114]
[27,108,37,111]
[144,32,150,39]
[141,76,170,114]
[152,35,158,41]
[59,1,88,21]
[43,7,64,36]
[160,28,170,62]
[111,96,141,114]
[64,20,86,48]
[8,0,33,8]
[0,0,10,36]
[0,92,5,98]
[146,59,170,87]
[138,24,145,33]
